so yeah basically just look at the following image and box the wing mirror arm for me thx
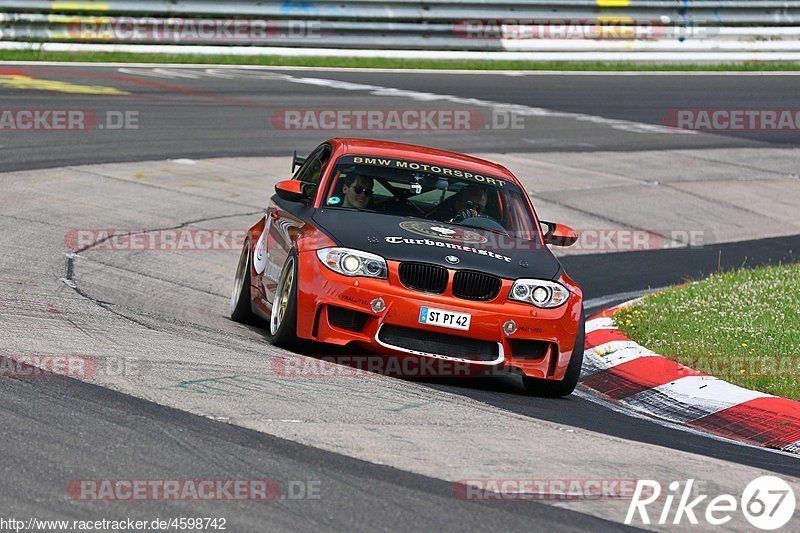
[292,150,306,172]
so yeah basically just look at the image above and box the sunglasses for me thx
[351,185,373,196]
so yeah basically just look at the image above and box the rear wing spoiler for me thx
[292,151,306,172]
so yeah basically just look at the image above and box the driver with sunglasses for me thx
[341,172,374,209]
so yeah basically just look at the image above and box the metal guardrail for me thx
[0,1,799,23]
[1,1,800,55]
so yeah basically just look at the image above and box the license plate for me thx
[418,306,471,331]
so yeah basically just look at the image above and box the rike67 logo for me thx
[626,476,796,530]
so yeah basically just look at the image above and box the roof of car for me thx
[331,138,517,182]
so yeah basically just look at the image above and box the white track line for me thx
[273,74,695,135]
[584,287,667,311]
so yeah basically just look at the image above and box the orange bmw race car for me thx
[230,138,584,396]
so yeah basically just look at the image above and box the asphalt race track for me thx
[3,65,800,171]
[1,64,799,531]
[0,359,629,532]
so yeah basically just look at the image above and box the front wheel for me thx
[522,309,585,397]
[269,251,300,348]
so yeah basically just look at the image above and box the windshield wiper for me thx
[447,221,509,236]
[324,206,381,214]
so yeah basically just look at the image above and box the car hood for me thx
[311,209,561,280]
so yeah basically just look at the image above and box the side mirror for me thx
[292,150,306,172]
[541,221,578,247]
[275,179,314,203]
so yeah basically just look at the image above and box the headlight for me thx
[508,279,569,308]
[316,247,388,279]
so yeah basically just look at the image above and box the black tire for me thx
[230,241,256,324]
[522,309,585,397]
[269,250,300,348]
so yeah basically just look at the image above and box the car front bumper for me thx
[295,251,583,380]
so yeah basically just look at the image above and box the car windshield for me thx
[323,154,539,241]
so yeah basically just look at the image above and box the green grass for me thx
[614,263,800,400]
[3,49,800,71]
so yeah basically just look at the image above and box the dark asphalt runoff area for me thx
[1,65,799,172]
